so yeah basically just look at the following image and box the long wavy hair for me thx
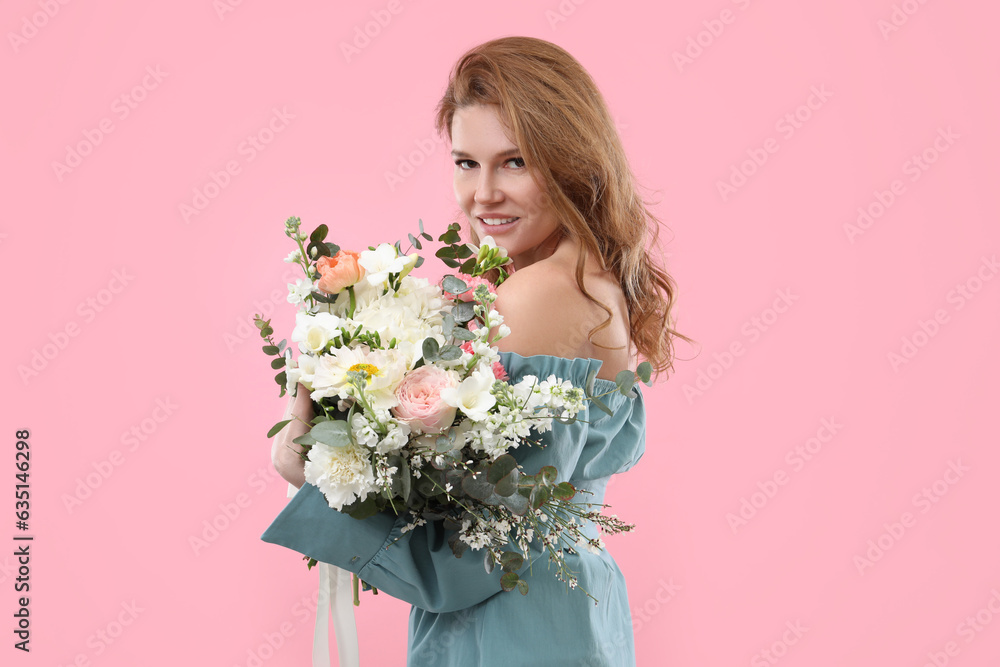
[434,36,693,380]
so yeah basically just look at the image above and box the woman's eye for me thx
[506,157,525,168]
[455,159,476,169]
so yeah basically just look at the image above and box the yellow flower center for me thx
[348,363,381,380]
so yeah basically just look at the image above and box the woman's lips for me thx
[477,216,520,232]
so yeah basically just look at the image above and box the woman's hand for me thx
[271,383,315,489]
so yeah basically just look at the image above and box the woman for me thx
[263,36,690,665]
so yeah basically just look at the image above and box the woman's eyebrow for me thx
[450,148,521,159]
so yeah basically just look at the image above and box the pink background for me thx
[4,1,999,665]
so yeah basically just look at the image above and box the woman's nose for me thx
[474,172,503,205]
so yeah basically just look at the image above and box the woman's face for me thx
[450,104,563,270]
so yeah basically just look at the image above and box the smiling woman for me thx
[264,35,692,667]
[435,37,692,383]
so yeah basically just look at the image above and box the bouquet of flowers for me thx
[255,216,650,603]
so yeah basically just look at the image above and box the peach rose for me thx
[316,250,364,295]
[391,365,459,434]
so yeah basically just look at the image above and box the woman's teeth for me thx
[480,217,519,226]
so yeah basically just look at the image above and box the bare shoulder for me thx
[491,261,581,358]
[492,249,635,378]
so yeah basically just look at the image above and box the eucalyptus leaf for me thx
[442,275,469,295]
[637,361,652,384]
[585,367,598,397]
[500,551,524,571]
[266,419,291,438]
[552,481,576,501]
[292,431,316,446]
[615,370,637,398]
[484,550,496,575]
[309,420,352,447]
[590,393,613,416]
[461,472,495,501]
[493,469,519,497]
[500,491,529,516]
[450,327,476,341]
[529,485,550,510]
[399,458,412,502]
[500,572,519,592]
[442,313,456,337]
[434,434,456,453]
[421,337,440,362]
[438,345,463,361]
[538,466,558,486]
[452,301,476,323]
[487,455,517,484]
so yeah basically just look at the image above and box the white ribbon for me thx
[278,393,361,665]
[287,482,362,667]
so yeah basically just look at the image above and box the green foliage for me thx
[267,419,291,438]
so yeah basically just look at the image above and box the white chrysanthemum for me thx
[358,243,410,286]
[304,442,376,511]
[291,312,345,354]
[287,278,314,306]
[440,369,496,422]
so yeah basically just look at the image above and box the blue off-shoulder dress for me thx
[261,351,647,666]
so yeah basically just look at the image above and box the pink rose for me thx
[391,365,459,434]
[316,250,364,295]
